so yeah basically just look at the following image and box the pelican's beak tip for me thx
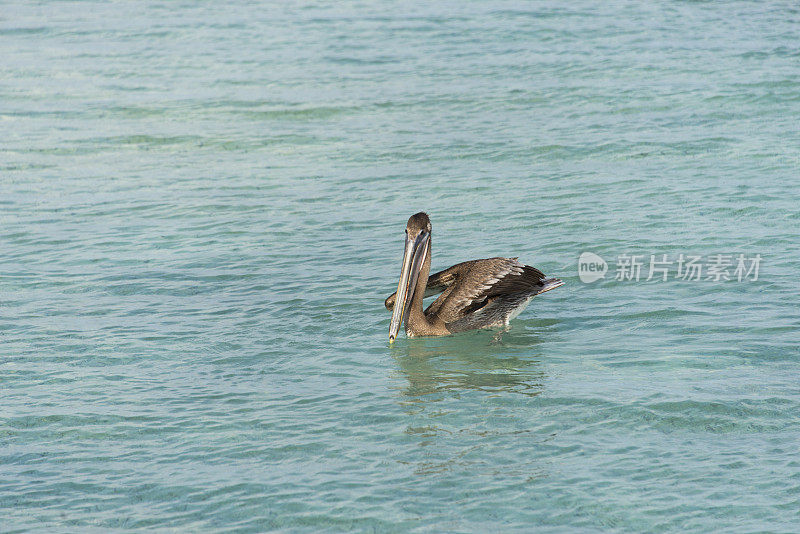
[388,335,395,344]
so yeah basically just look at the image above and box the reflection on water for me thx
[388,328,555,478]
[390,328,547,400]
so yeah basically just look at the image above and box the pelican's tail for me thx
[538,277,564,294]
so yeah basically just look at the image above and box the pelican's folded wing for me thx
[433,258,546,323]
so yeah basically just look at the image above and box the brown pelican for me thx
[386,212,563,342]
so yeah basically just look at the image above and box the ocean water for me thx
[2,1,800,531]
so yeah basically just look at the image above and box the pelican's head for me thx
[406,211,431,234]
[389,212,431,343]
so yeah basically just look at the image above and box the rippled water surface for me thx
[3,1,800,532]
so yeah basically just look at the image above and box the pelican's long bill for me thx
[388,230,429,342]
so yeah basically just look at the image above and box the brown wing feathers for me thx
[434,258,546,323]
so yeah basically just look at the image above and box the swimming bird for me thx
[386,212,563,342]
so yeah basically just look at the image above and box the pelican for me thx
[386,212,563,341]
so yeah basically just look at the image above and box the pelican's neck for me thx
[406,240,446,336]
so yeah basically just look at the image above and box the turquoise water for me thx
[2,1,800,531]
